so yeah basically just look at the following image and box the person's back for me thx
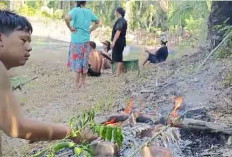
[89,49,102,73]
[69,7,98,43]
[87,41,102,77]
[156,45,168,62]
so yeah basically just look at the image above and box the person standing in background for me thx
[111,7,127,76]
[65,1,100,88]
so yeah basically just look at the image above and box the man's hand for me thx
[111,42,115,49]
[69,27,77,33]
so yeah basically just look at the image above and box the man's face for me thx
[0,30,32,69]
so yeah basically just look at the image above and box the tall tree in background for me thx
[207,1,232,50]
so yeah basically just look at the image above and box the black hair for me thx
[161,41,167,45]
[116,7,125,17]
[0,10,33,35]
[89,41,96,49]
[103,41,111,52]
[76,1,86,7]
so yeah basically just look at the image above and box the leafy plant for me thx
[223,71,232,87]
[19,4,37,16]
[0,1,9,9]
[32,110,124,157]
[54,9,64,19]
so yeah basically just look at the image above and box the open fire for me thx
[44,96,231,157]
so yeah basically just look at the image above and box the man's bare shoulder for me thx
[0,61,10,90]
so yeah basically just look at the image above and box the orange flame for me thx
[173,96,183,112]
[170,96,183,118]
[104,117,116,125]
[124,98,133,114]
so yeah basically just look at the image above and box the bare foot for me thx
[76,83,82,89]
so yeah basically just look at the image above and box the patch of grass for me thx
[216,37,232,59]
[223,71,232,87]
[180,64,197,75]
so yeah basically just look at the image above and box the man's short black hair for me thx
[0,10,33,35]
[76,1,86,7]
[161,41,167,45]
[116,7,125,17]
[89,41,96,49]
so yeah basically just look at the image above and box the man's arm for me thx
[0,62,69,141]
[64,14,77,32]
[90,20,100,33]
[99,51,112,63]
[111,30,121,48]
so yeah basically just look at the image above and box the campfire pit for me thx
[31,97,232,157]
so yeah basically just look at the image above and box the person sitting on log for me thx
[143,36,169,66]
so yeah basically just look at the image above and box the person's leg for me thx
[81,42,90,87]
[117,62,123,76]
[101,58,106,73]
[143,55,149,66]
[81,72,87,87]
[75,72,81,88]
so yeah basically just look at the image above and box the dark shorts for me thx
[148,54,158,63]
[87,68,101,77]
[112,42,125,62]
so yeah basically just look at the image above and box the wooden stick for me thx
[197,30,232,71]
[12,76,38,90]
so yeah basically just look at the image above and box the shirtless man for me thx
[88,41,112,77]
[0,10,95,155]
[88,41,102,76]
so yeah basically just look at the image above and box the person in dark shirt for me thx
[143,37,168,66]
[111,7,127,76]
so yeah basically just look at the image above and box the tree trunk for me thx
[207,1,232,50]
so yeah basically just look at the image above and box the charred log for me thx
[174,118,232,135]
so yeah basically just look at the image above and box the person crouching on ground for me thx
[0,10,96,155]
[88,41,112,77]
[101,40,112,72]
[88,41,103,77]
[143,36,168,66]
[65,1,100,88]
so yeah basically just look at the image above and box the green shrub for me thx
[41,6,53,18]
[54,9,64,19]
[216,37,232,59]
[19,4,37,16]
[223,71,232,87]
[0,1,9,9]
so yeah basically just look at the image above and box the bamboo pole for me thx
[197,30,232,71]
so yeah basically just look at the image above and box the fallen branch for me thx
[174,118,232,135]
[12,76,38,90]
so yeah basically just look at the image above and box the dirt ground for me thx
[2,35,232,156]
